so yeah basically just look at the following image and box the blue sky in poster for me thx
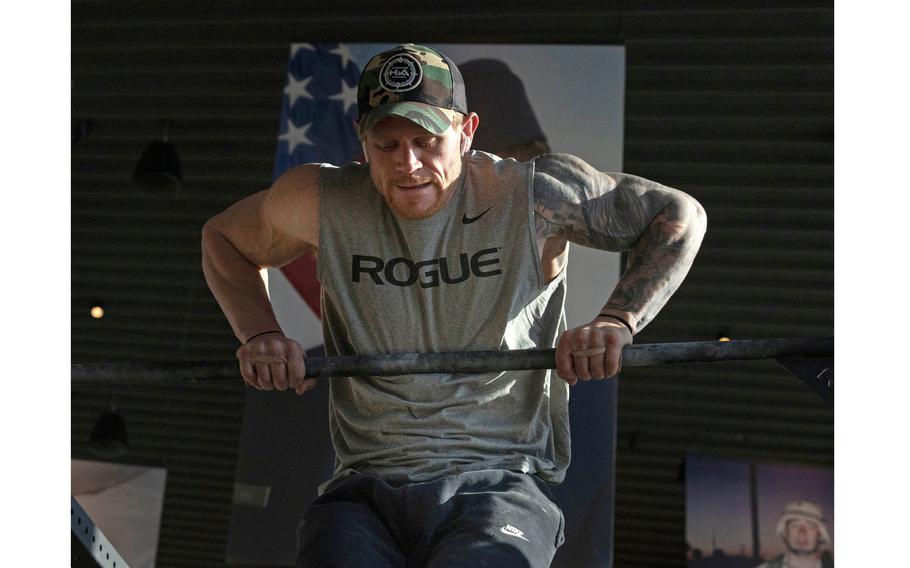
[686,455,753,556]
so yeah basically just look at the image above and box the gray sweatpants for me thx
[296,469,565,567]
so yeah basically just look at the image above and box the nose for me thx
[393,143,421,173]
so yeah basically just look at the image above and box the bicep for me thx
[208,164,321,268]
[533,154,679,251]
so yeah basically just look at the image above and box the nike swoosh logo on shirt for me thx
[462,206,493,224]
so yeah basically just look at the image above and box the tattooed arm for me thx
[533,153,707,383]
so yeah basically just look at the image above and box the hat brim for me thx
[360,102,461,136]
[776,513,831,545]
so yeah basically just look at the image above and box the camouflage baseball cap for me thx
[357,44,468,136]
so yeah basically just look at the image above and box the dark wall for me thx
[71,2,833,566]
[616,5,833,565]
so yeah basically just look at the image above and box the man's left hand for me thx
[555,316,633,385]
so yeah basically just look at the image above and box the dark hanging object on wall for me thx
[134,120,182,194]
[89,406,129,459]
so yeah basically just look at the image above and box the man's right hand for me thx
[236,332,316,395]
[201,165,322,394]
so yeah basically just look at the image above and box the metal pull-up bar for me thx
[71,337,833,401]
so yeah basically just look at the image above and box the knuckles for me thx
[555,321,631,385]
[234,335,308,392]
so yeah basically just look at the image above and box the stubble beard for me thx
[374,155,464,220]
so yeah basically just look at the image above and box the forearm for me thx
[201,222,283,343]
[600,194,706,332]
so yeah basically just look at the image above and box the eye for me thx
[415,137,435,148]
[375,141,396,152]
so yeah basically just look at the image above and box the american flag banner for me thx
[269,42,364,349]
[273,42,361,179]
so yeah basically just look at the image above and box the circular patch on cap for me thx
[378,53,423,92]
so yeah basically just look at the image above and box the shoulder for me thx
[531,153,621,198]
[531,153,615,208]
[267,163,322,205]
[464,149,530,176]
[532,153,686,204]
[266,163,322,208]
[271,161,369,194]
[533,153,600,179]
[533,153,611,186]
[267,161,371,208]
[272,163,322,188]
[263,163,324,245]
[462,150,533,202]
[318,160,371,191]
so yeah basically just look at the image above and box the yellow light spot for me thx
[91,306,105,319]
[718,336,731,342]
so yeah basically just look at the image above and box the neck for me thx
[785,552,821,568]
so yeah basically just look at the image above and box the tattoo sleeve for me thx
[533,153,707,332]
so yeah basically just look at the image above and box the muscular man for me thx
[756,501,833,568]
[202,44,706,567]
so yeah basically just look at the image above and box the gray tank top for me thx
[316,150,570,491]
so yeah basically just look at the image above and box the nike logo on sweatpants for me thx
[499,524,530,542]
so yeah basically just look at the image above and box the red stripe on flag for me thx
[279,251,321,319]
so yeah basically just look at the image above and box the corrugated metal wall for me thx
[616,4,833,565]
[71,2,833,566]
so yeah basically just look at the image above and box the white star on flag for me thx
[329,44,354,70]
[278,120,314,154]
[284,73,313,105]
[330,79,358,113]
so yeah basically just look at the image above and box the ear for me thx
[459,112,480,155]
[351,120,370,162]
[353,119,370,162]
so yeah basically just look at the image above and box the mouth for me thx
[395,180,434,191]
